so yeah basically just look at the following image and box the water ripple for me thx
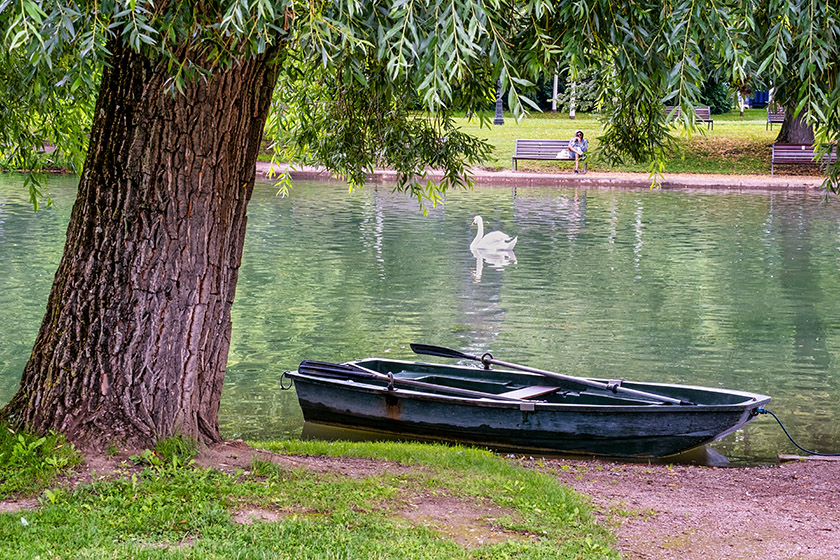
[3,178,840,462]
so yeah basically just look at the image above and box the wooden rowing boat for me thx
[285,354,770,458]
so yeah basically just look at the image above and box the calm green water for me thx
[2,173,840,463]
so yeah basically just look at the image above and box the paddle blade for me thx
[409,344,479,361]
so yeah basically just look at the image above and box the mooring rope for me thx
[757,408,840,457]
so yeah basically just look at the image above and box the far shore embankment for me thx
[256,161,826,193]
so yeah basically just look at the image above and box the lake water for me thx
[2,173,840,464]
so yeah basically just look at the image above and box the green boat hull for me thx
[287,358,770,458]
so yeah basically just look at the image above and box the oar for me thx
[297,360,525,402]
[409,344,694,405]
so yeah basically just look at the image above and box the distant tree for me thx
[1,0,838,448]
[553,69,600,114]
[701,80,733,115]
[750,0,837,149]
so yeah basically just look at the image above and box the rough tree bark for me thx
[2,40,280,448]
[775,106,815,144]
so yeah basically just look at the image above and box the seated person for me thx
[568,130,588,173]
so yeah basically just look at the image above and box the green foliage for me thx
[701,80,734,115]
[128,435,198,475]
[154,434,198,464]
[0,424,81,498]
[268,61,493,211]
[553,69,600,114]
[0,0,98,192]
[0,440,619,559]
[1,0,840,195]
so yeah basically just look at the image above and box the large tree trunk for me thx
[776,106,814,144]
[2,41,280,448]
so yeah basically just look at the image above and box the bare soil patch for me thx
[205,441,526,548]
[232,506,283,525]
[401,494,525,548]
[529,457,840,560]
[0,496,39,514]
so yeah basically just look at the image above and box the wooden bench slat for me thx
[771,143,838,176]
[766,109,785,130]
[512,139,587,172]
[665,105,713,129]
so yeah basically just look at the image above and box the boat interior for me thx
[351,358,750,406]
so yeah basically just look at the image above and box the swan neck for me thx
[471,219,484,248]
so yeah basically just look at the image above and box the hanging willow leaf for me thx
[2,0,840,198]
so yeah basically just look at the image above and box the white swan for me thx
[470,216,517,251]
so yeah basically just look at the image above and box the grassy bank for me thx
[1,431,620,559]
[455,108,779,175]
[262,108,785,176]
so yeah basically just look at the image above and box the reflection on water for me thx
[3,175,840,463]
[471,246,516,283]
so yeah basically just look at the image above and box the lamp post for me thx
[494,80,504,125]
[569,79,576,120]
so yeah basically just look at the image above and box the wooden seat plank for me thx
[512,139,587,172]
[766,108,785,130]
[498,385,561,400]
[771,143,838,176]
[666,105,713,129]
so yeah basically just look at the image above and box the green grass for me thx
[1,438,620,559]
[154,434,199,464]
[456,108,779,175]
[0,423,82,497]
[261,108,786,176]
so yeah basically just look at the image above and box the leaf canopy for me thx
[1,0,839,198]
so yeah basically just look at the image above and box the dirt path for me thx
[536,457,840,560]
[256,161,826,191]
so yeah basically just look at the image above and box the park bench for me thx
[771,143,838,176]
[766,108,785,130]
[665,105,714,129]
[512,139,587,173]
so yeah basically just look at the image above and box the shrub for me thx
[701,80,734,114]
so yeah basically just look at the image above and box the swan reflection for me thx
[471,246,516,282]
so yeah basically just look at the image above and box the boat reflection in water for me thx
[299,422,732,467]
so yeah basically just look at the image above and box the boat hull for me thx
[287,359,770,458]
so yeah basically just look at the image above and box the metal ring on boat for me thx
[480,352,494,369]
[606,379,624,393]
[280,371,293,390]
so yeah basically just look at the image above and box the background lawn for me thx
[453,108,784,175]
